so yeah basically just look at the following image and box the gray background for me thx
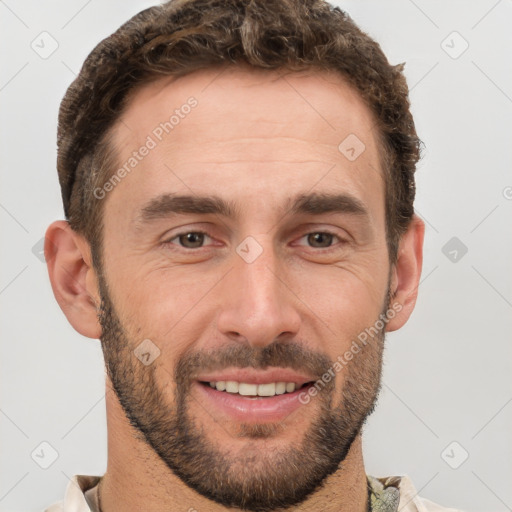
[1,1,511,511]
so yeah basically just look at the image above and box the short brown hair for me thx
[57,0,421,268]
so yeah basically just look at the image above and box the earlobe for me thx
[386,215,425,332]
[45,220,102,339]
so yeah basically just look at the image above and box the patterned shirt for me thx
[367,475,402,511]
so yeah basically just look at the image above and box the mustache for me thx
[174,340,335,388]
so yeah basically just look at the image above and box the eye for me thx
[163,230,345,251]
[165,231,213,249]
[296,231,343,249]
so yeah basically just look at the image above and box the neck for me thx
[99,381,369,512]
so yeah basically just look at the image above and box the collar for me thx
[45,473,432,512]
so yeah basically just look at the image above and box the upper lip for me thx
[195,368,316,386]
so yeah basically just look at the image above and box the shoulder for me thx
[43,503,63,512]
[368,474,465,512]
[397,474,465,512]
[43,474,101,512]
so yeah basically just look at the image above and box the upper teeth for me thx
[208,381,298,396]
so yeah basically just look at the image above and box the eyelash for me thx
[163,230,346,251]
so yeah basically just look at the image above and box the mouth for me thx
[198,380,314,398]
[194,380,316,423]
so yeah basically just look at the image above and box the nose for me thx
[216,238,301,348]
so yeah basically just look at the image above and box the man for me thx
[43,0,463,510]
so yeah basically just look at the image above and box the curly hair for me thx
[57,0,421,267]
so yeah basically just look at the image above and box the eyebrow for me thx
[135,191,369,226]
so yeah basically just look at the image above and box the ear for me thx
[385,214,425,332]
[44,220,102,339]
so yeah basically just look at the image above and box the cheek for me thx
[297,264,387,336]
[295,265,387,396]
[109,265,219,351]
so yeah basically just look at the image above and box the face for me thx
[96,66,393,511]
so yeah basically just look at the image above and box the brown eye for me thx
[167,231,211,249]
[306,232,336,248]
[179,232,205,248]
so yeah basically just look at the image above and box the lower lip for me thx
[194,381,311,422]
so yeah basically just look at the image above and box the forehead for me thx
[116,66,379,152]
[106,66,384,225]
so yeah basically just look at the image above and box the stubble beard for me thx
[97,272,388,511]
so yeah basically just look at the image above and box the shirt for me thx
[44,474,464,512]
